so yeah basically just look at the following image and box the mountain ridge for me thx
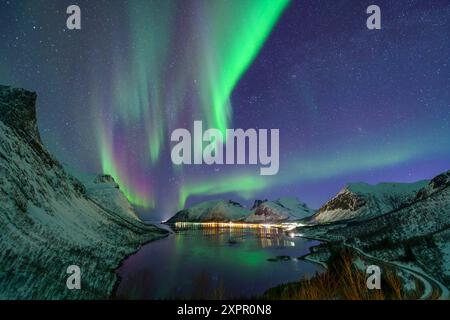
[300,170,450,288]
[0,85,167,299]
[309,180,428,223]
[166,178,439,225]
[166,197,315,223]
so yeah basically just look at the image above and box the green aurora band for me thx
[177,134,450,209]
[96,0,291,208]
[196,0,291,133]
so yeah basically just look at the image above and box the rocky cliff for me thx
[0,85,167,299]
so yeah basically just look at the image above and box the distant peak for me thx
[251,199,268,209]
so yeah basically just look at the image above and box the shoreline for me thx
[111,225,171,299]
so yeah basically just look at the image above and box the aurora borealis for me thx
[93,0,289,209]
[1,0,450,220]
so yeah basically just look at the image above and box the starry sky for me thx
[1,0,450,221]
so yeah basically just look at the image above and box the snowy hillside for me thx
[310,180,428,223]
[0,85,167,299]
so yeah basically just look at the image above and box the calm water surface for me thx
[116,224,323,299]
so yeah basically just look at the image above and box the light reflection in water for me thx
[173,222,295,248]
[116,223,322,299]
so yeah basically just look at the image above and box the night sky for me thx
[1,0,450,221]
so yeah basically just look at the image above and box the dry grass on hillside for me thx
[265,248,423,300]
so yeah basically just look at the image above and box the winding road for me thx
[299,229,448,300]
[348,245,449,300]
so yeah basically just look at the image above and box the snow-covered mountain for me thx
[245,197,315,223]
[166,200,251,223]
[64,167,140,222]
[310,180,428,223]
[0,85,167,299]
[167,197,315,223]
[302,170,450,288]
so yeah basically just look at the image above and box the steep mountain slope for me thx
[303,171,450,287]
[245,197,315,222]
[0,85,167,299]
[310,181,427,223]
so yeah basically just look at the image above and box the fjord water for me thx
[116,225,323,299]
